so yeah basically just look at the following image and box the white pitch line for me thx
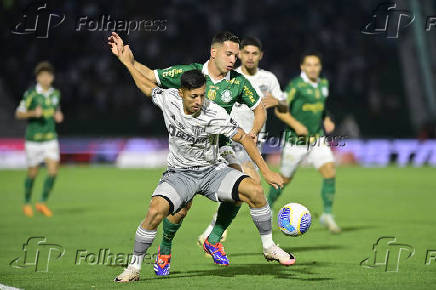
[0,283,23,290]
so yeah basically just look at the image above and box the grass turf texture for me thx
[0,166,435,289]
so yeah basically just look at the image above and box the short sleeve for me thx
[151,87,165,110]
[16,90,33,112]
[270,74,286,101]
[154,63,201,88]
[240,77,261,110]
[284,80,298,104]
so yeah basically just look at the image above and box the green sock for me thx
[321,178,336,213]
[160,218,182,255]
[24,177,35,203]
[207,202,241,244]
[267,185,283,208]
[40,175,56,202]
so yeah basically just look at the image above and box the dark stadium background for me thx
[2,0,434,140]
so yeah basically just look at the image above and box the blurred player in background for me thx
[109,31,268,275]
[110,43,292,281]
[15,61,63,217]
[197,37,288,245]
[268,52,340,233]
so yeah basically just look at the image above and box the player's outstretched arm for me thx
[107,32,157,84]
[232,128,283,189]
[116,44,157,97]
[274,107,308,136]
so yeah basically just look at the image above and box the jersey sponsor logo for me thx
[168,124,207,144]
[243,86,256,103]
[207,89,216,101]
[192,125,205,136]
[302,102,324,113]
[221,89,233,103]
[228,78,240,85]
[162,68,183,78]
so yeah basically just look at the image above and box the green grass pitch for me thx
[1,166,435,289]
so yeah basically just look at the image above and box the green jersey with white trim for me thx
[16,85,61,142]
[155,61,261,147]
[155,62,261,114]
[284,73,329,142]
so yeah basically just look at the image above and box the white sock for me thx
[200,212,217,238]
[261,233,275,251]
[129,254,144,271]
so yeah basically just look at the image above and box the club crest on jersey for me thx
[192,125,205,136]
[221,90,232,103]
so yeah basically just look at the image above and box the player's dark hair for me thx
[180,70,206,90]
[34,61,54,76]
[211,31,240,46]
[241,37,263,51]
[300,51,322,65]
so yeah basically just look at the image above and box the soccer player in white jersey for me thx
[197,37,288,244]
[111,43,295,282]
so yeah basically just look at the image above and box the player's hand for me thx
[118,45,134,66]
[262,93,279,109]
[108,32,124,57]
[324,117,335,134]
[248,130,258,143]
[294,122,308,136]
[54,110,64,123]
[33,106,43,118]
[263,170,284,190]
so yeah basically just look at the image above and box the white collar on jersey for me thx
[202,60,231,84]
[301,71,319,88]
[36,83,54,97]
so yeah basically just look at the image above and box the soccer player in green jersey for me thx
[197,37,288,245]
[15,61,63,217]
[267,52,341,233]
[108,32,271,272]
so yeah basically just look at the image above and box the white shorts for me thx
[25,139,60,167]
[280,137,334,178]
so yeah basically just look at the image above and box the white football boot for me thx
[114,265,140,282]
[263,244,296,266]
[319,213,341,234]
